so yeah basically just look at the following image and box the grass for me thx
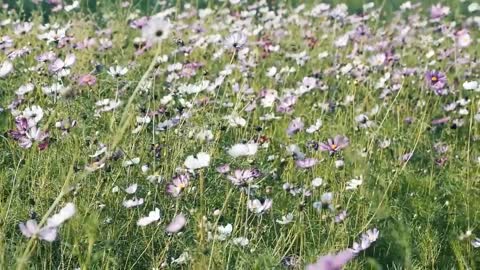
[1,0,480,269]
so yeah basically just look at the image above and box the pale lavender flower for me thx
[166,174,190,197]
[287,118,304,136]
[295,158,318,169]
[166,213,186,233]
[319,135,349,154]
[306,249,356,270]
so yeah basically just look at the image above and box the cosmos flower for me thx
[166,174,190,197]
[319,135,349,154]
[351,228,379,253]
[430,4,450,19]
[306,249,356,270]
[247,199,272,214]
[295,158,318,169]
[137,208,161,226]
[227,169,261,186]
[227,143,258,158]
[107,65,128,77]
[77,74,97,86]
[0,60,13,77]
[224,32,248,50]
[286,117,304,136]
[166,213,186,233]
[184,152,210,170]
[425,70,448,95]
[142,15,172,44]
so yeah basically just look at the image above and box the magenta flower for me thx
[425,71,448,95]
[319,135,349,154]
[166,174,190,197]
[306,249,356,270]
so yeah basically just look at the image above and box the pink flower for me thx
[77,74,97,86]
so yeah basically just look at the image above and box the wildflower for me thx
[306,249,356,270]
[125,184,138,194]
[142,15,172,44]
[306,119,322,133]
[166,213,186,233]
[430,4,450,19]
[216,164,230,174]
[247,199,272,214]
[227,143,258,158]
[184,152,210,170]
[319,135,349,154]
[277,96,297,113]
[335,210,348,223]
[137,208,161,226]
[0,60,13,77]
[232,237,249,246]
[166,174,190,197]
[122,157,140,167]
[313,192,334,211]
[295,158,318,169]
[455,29,471,48]
[276,213,294,225]
[346,176,363,190]
[311,178,323,187]
[107,65,128,77]
[224,32,248,50]
[286,118,304,136]
[19,203,76,242]
[471,238,480,248]
[227,169,260,186]
[122,198,144,208]
[77,74,97,86]
[8,118,49,150]
[425,70,448,95]
[216,224,233,240]
[351,228,379,253]
[16,83,34,96]
[49,54,75,73]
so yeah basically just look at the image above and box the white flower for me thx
[227,143,258,158]
[46,203,76,228]
[224,32,248,50]
[171,251,190,265]
[276,213,294,225]
[16,83,34,96]
[64,0,79,12]
[468,2,480,12]
[216,224,233,240]
[224,114,247,127]
[184,152,210,170]
[22,105,44,127]
[108,65,128,77]
[463,81,479,91]
[311,177,323,187]
[334,33,349,47]
[266,66,277,77]
[123,157,140,167]
[142,15,171,44]
[123,198,144,208]
[125,184,138,194]
[247,199,272,214]
[0,60,13,77]
[229,0,241,4]
[471,238,480,248]
[232,237,249,246]
[346,176,363,190]
[137,208,161,226]
[306,119,322,133]
[369,53,386,66]
[196,130,214,142]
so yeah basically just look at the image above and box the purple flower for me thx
[295,158,318,169]
[227,169,261,186]
[425,71,448,95]
[277,95,297,113]
[286,117,304,136]
[319,135,349,154]
[166,174,190,197]
[8,117,49,150]
[430,4,449,19]
[306,249,356,270]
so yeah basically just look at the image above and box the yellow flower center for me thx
[431,76,438,82]
[178,183,186,189]
[331,144,338,150]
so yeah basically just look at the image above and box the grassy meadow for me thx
[1,0,480,269]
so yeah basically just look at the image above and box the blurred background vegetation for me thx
[2,0,475,22]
